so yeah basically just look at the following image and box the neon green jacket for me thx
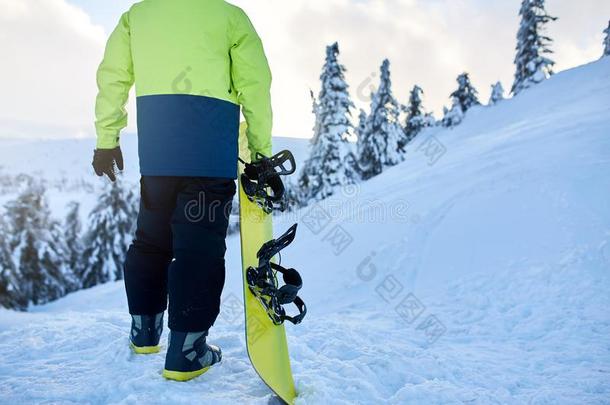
[95,0,272,178]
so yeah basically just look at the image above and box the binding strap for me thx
[246,224,307,325]
[270,263,307,325]
[239,150,296,214]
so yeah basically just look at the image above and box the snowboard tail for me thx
[238,124,297,405]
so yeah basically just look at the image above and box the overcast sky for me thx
[0,0,608,140]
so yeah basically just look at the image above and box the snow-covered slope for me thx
[1,59,610,404]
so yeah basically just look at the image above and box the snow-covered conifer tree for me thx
[309,89,322,146]
[602,21,610,57]
[0,214,26,310]
[79,180,137,288]
[451,73,480,112]
[404,85,427,142]
[512,0,557,95]
[64,201,83,277]
[299,42,358,201]
[282,179,306,212]
[442,73,479,127]
[351,109,368,179]
[355,109,367,141]
[489,81,505,105]
[441,103,464,128]
[358,59,406,180]
[4,179,69,306]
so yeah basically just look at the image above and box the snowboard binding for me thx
[239,150,296,214]
[246,224,307,325]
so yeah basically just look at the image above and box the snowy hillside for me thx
[1,58,610,404]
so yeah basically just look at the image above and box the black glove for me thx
[92,147,124,182]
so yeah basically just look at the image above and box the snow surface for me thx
[1,58,610,403]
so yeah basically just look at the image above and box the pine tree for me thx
[309,89,322,145]
[299,42,359,201]
[451,73,480,112]
[441,103,464,128]
[4,179,69,306]
[64,201,83,277]
[0,213,26,310]
[358,59,407,180]
[602,21,610,57]
[283,179,306,212]
[442,73,479,128]
[512,0,557,95]
[489,81,505,105]
[350,109,368,179]
[79,180,137,289]
[355,109,367,141]
[404,85,427,142]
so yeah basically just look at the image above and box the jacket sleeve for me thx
[230,8,273,160]
[94,12,134,149]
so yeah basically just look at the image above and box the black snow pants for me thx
[124,176,236,332]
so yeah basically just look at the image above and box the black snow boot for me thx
[130,313,163,354]
[163,330,222,381]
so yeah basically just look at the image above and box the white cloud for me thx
[0,0,108,139]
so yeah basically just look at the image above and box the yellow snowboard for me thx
[238,123,297,405]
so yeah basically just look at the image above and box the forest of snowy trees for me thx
[0,1,608,310]
[0,177,137,309]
